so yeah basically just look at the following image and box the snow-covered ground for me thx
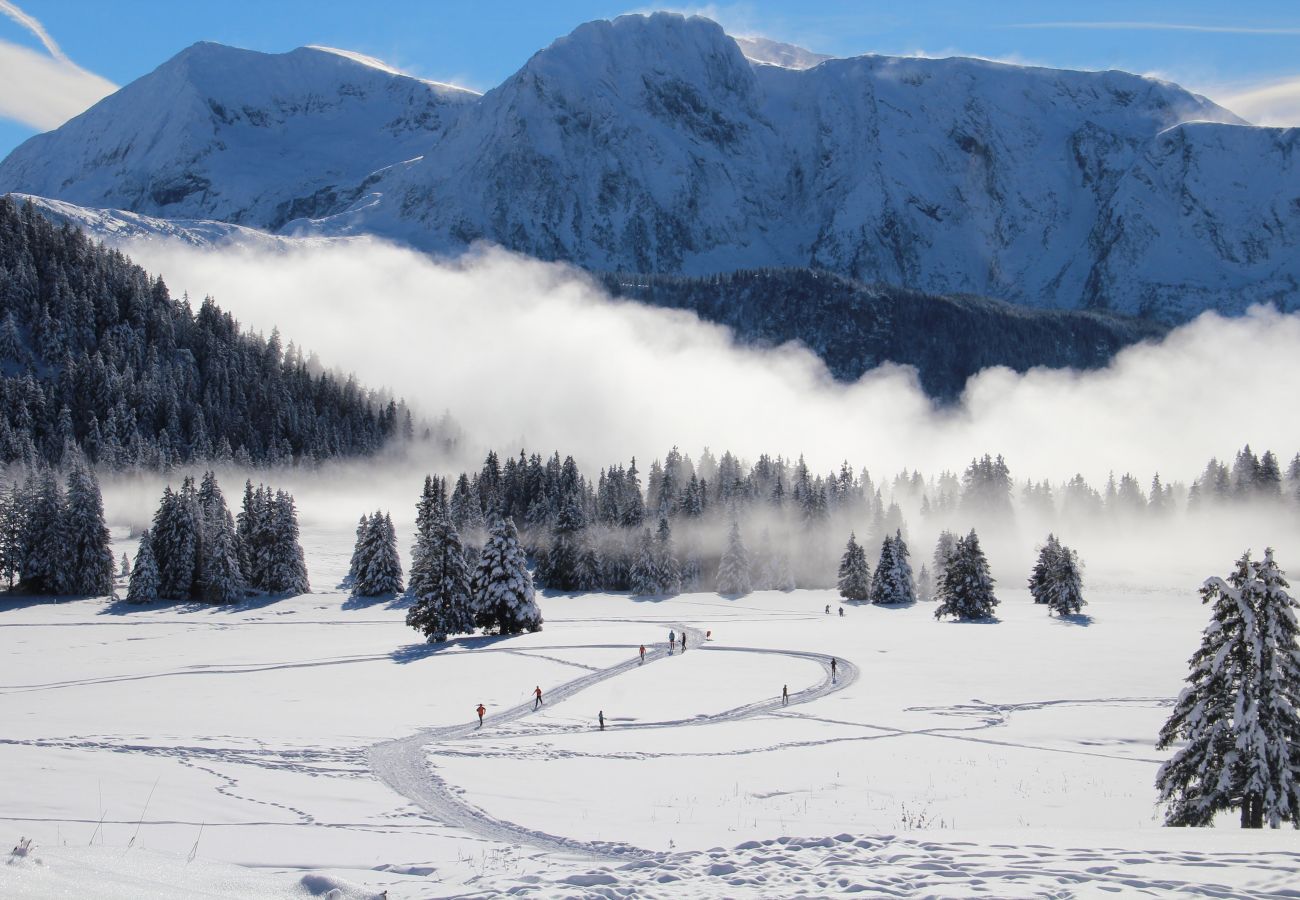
[2,525,1297,898]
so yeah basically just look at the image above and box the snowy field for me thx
[3,525,1299,898]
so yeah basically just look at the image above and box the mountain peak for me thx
[732,35,832,70]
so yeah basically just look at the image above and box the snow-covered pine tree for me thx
[870,530,916,605]
[263,490,310,594]
[934,529,999,621]
[201,512,246,604]
[237,481,262,586]
[933,530,957,578]
[1247,549,1300,827]
[1047,540,1085,616]
[126,529,160,603]
[715,518,752,595]
[60,465,115,596]
[119,552,130,579]
[151,483,201,600]
[628,529,660,596]
[1028,534,1062,605]
[471,517,542,634]
[0,481,26,589]
[407,475,446,598]
[348,513,370,585]
[916,563,933,602]
[1157,549,1300,827]
[654,517,681,595]
[540,498,587,591]
[406,501,475,642]
[837,532,871,602]
[355,511,403,596]
[19,468,64,595]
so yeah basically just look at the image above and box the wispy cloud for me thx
[0,0,116,131]
[1010,20,1300,36]
[0,0,65,58]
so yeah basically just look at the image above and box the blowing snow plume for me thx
[123,235,1300,484]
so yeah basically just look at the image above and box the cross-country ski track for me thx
[366,625,860,861]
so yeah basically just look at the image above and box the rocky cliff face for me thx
[3,13,1296,321]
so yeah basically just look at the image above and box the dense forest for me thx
[604,269,1169,399]
[0,196,411,468]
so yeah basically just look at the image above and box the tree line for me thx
[0,195,412,468]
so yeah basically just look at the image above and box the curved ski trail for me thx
[367,625,857,860]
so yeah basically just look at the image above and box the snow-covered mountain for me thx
[0,42,476,231]
[2,13,1297,320]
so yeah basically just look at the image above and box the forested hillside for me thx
[605,269,1169,398]
[0,196,409,467]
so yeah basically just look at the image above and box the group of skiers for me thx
[471,632,840,729]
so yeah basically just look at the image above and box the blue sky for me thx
[2,0,1299,156]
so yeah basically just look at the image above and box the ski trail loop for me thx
[367,623,858,860]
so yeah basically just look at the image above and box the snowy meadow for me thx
[5,235,1300,897]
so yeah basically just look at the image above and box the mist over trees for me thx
[0,196,414,468]
[409,442,1300,602]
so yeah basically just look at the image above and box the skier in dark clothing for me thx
[476,704,486,727]
[782,684,789,706]
[598,710,605,730]
[838,606,844,617]
[680,631,687,652]
[830,658,838,682]
[639,644,646,664]
[533,686,543,710]
[669,630,676,654]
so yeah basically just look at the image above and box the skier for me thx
[825,604,830,614]
[533,686,543,710]
[476,703,486,727]
[838,606,844,617]
[639,644,646,664]
[669,630,676,654]
[598,710,605,731]
[830,657,838,682]
[680,631,687,653]
[782,684,789,706]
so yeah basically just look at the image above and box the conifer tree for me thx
[471,517,542,634]
[837,532,871,602]
[916,563,933,602]
[715,518,752,595]
[0,482,26,589]
[1028,534,1062,605]
[654,517,681,595]
[406,508,475,642]
[934,530,999,621]
[354,511,403,596]
[61,465,115,596]
[348,513,370,584]
[870,530,915,605]
[201,512,246,604]
[19,468,64,594]
[540,498,587,591]
[126,529,160,603]
[933,530,957,580]
[263,490,310,594]
[119,553,130,580]
[628,529,660,596]
[152,482,201,600]
[1157,549,1300,827]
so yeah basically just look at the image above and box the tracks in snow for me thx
[366,626,858,860]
